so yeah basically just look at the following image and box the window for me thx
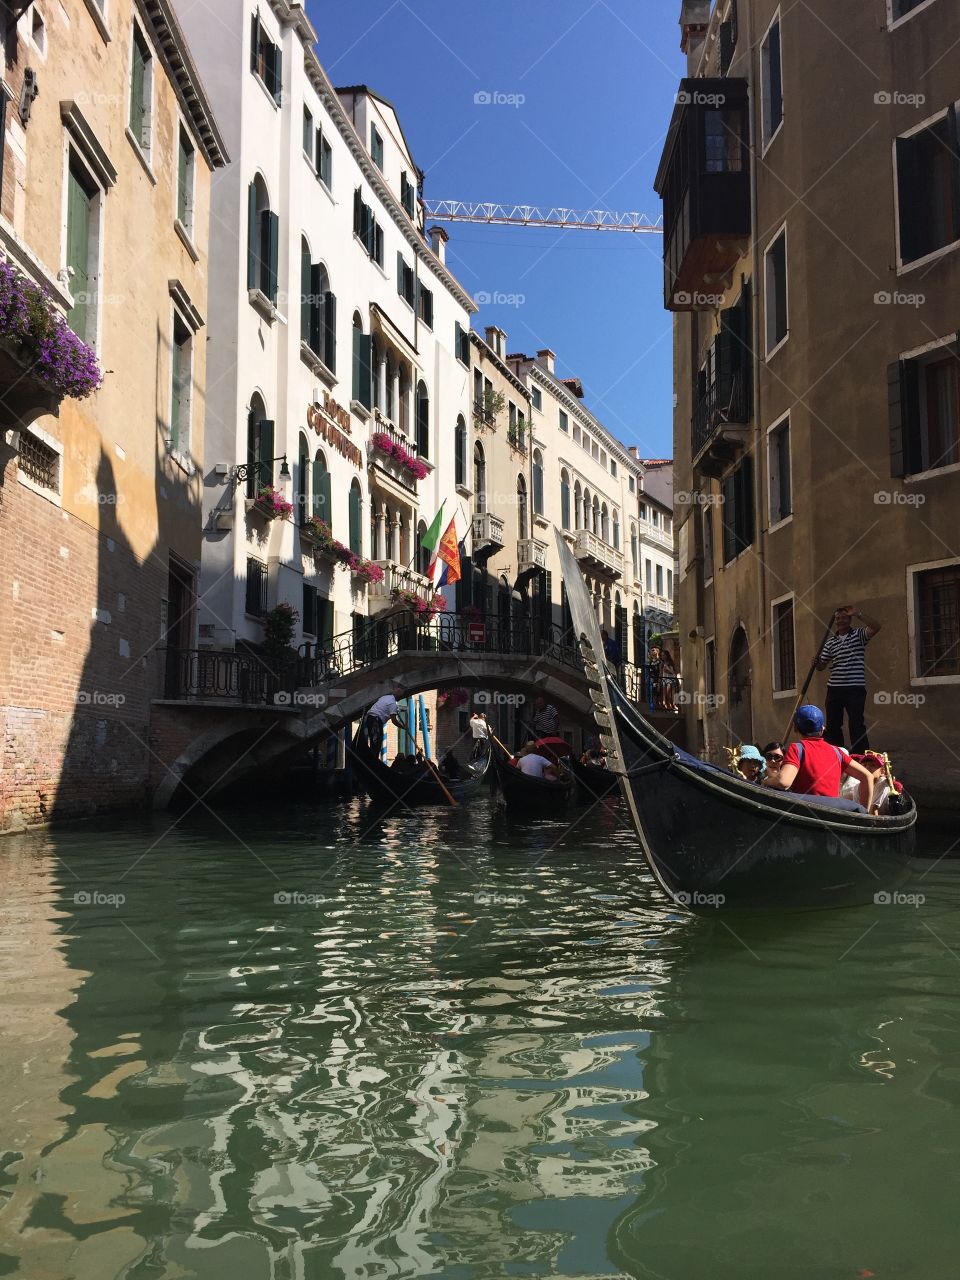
[651,510,660,528]
[517,475,528,540]
[592,440,600,461]
[532,449,544,515]
[352,313,372,409]
[772,595,796,691]
[613,511,620,551]
[17,429,59,492]
[295,432,310,525]
[561,469,571,530]
[704,107,746,173]
[246,557,268,617]
[667,568,673,596]
[600,449,607,468]
[721,455,755,563]
[703,509,714,585]
[705,638,716,699]
[31,7,45,54]
[890,0,937,23]
[170,311,192,454]
[890,341,960,477]
[353,189,383,265]
[656,565,664,596]
[611,458,618,478]
[559,409,568,433]
[574,481,582,527]
[474,441,486,512]
[573,425,581,445]
[768,415,792,524]
[664,516,672,535]
[397,252,415,306]
[473,367,483,414]
[896,110,960,266]
[176,127,195,236]
[65,154,99,343]
[401,170,416,217]
[760,11,783,149]
[639,502,647,520]
[129,24,153,156]
[601,502,610,542]
[416,380,429,457]
[631,525,639,578]
[370,124,383,169]
[764,226,788,354]
[302,584,320,637]
[914,562,960,677]
[312,450,330,521]
[509,401,516,432]
[532,386,542,411]
[246,397,274,497]
[417,282,434,329]
[251,12,282,103]
[645,559,652,592]
[629,475,635,494]
[455,321,471,366]
[303,106,314,159]
[455,415,467,487]
[349,479,362,554]
[317,129,332,187]
[300,244,336,371]
[247,177,279,303]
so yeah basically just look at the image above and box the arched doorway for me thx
[728,625,753,745]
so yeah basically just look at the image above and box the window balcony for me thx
[692,366,751,478]
[517,537,548,576]
[654,78,751,312]
[573,529,624,579]
[473,511,505,556]
[368,561,433,612]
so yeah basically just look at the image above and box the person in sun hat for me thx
[733,744,765,783]
[765,704,875,807]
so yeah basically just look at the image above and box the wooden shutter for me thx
[948,104,960,242]
[349,484,362,554]
[268,42,282,102]
[268,211,280,302]
[298,447,309,525]
[374,223,384,266]
[312,456,330,521]
[259,419,275,488]
[309,264,322,354]
[320,598,334,648]
[246,410,258,496]
[323,291,336,372]
[721,471,736,563]
[356,333,372,409]
[66,165,91,338]
[247,183,258,290]
[130,31,145,138]
[170,336,184,453]
[353,187,362,237]
[896,136,920,264]
[300,249,311,346]
[397,250,405,297]
[250,11,260,72]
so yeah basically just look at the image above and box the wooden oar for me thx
[486,729,515,761]
[781,611,838,744]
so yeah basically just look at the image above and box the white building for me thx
[631,456,677,654]
[171,0,475,653]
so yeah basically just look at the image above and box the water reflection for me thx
[0,804,955,1278]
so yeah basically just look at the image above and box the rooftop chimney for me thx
[485,326,507,359]
[427,224,448,264]
[536,348,556,375]
[680,0,711,74]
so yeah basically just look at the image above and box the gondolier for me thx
[363,693,407,757]
[532,695,560,738]
[816,605,881,752]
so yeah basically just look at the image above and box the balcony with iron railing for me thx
[368,561,434,610]
[692,365,751,477]
[573,529,624,579]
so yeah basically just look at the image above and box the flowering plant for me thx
[460,604,483,623]
[438,687,469,708]
[390,586,447,619]
[0,260,103,399]
[256,486,294,519]
[370,431,429,482]
[302,518,384,584]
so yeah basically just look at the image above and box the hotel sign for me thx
[306,395,362,468]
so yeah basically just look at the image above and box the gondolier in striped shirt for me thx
[816,605,881,753]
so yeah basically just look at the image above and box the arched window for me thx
[474,441,486,513]
[352,311,372,409]
[370,502,381,561]
[349,478,362,554]
[601,503,609,543]
[385,505,396,561]
[371,334,383,411]
[631,524,639,579]
[398,363,410,434]
[560,468,571,530]
[245,393,273,497]
[247,175,277,302]
[296,431,310,528]
[416,520,430,575]
[397,511,407,563]
[574,481,582,529]
[592,495,601,535]
[613,509,620,550]
[312,449,330,522]
[416,379,429,457]
[517,474,528,541]
[532,449,544,515]
[455,415,467,488]
[582,487,591,531]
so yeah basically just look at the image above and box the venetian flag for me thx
[421,502,445,557]
[431,519,462,586]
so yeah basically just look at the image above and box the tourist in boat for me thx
[363,693,407,757]
[764,705,875,808]
[733,744,765,783]
[761,741,786,785]
[532,695,560,738]
[469,709,491,760]
[580,735,607,767]
[440,750,463,780]
[816,604,882,752]
[515,742,559,782]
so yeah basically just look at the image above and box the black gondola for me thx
[352,739,490,810]
[554,531,918,911]
[490,742,574,815]
[571,758,619,804]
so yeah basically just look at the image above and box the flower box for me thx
[251,486,294,521]
[0,260,102,407]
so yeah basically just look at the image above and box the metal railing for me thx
[692,366,750,458]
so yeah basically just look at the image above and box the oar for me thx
[781,611,838,744]
[486,729,515,761]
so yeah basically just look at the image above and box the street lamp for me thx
[233,455,291,487]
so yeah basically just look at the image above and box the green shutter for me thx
[323,291,336,372]
[247,183,258,290]
[398,250,405,297]
[312,456,325,520]
[358,333,372,409]
[309,264,322,355]
[170,336,183,453]
[300,247,311,345]
[349,483,362,554]
[267,211,279,302]
[352,325,361,401]
[66,165,91,339]
[259,419,275,488]
[353,187,362,236]
[177,136,188,225]
[319,598,334,648]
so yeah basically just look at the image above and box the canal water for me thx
[0,797,957,1279]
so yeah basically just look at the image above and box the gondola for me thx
[352,738,490,810]
[571,758,619,804]
[554,530,918,911]
[490,741,574,815]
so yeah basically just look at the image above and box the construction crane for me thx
[422,200,663,234]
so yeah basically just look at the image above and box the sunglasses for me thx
[765,753,784,763]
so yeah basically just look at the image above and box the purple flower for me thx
[0,260,102,399]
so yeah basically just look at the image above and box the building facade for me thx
[656,0,960,804]
[0,0,225,831]
[170,0,476,666]
[633,457,677,658]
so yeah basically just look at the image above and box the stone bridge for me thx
[148,612,666,810]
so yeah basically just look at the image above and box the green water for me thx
[0,799,957,1279]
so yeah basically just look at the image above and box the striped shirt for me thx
[532,704,560,736]
[818,628,870,687]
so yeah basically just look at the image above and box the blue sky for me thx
[306,0,684,460]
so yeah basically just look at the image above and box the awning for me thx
[370,302,421,368]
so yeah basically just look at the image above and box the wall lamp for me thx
[232,455,291,487]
